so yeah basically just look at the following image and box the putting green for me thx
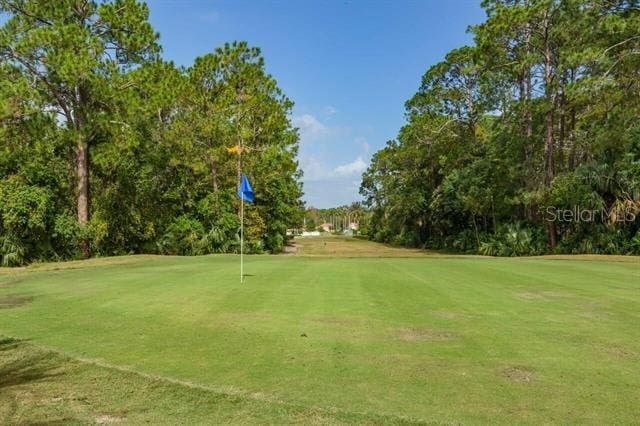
[1,238,639,423]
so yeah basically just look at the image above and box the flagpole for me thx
[240,188,244,283]
[239,141,244,284]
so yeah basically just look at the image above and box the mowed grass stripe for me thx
[0,238,639,423]
[377,256,640,421]
[0,337,425,425]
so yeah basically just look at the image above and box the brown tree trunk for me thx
[545,107,558,249]
[557,71,569,171]
[210,156,219,192]
[568,107,577,169]
[76,138,90,258]
[523,71,534,221]
[543,12,557,249]
[567,69,577,170]
[545,109,555,184]
[75,85,90,258]
[522,22,535,222]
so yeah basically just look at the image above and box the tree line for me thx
[303,203,364,233]
[0,0,303,266]
[360,0,640,256]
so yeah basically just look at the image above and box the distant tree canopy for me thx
[0,0,303,265]
[360,0,640,255]
[304,204,364,233]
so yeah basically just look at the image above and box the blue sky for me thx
[150,1,485,207]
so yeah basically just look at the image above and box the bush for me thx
[391,230,419,247]
[0,179,53,264]
[199,226,239,254]
[0,234,27,267]
[157,216,205,255]
[557,226,633,255]
[449,229,478,253]
[52,213,83,259]
[478,223,544,256]
[479,239,501,256]
[629,230,640,255]
[0,178,52,239]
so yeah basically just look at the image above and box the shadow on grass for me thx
[0,294,33,309]
[22,420,80,425]
[0,337,88,424]
[0,337,63,390]
[0,336,23,351]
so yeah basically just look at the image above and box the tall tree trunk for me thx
[466,81,476,141]
[76,138,90,257]
[523,71,534,220]
[557,101,565,172]
[543,33,555,185]
[209,156,219,192]
[543,12,557,249]
[567,69,577,170]
[544,107,557,248]
[557,71,568,171]
[75,85,90,258]
[522,22,534,222]
[568,107,577,169]
[544,110,555,184]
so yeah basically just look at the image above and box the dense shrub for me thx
[478,224,545,257]
[157,216,205,256]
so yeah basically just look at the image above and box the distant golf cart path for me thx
[292,235,640,262]
[293,235,436,257]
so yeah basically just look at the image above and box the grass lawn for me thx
[1,236,639,424]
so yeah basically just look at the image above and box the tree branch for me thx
[1,0,53,26]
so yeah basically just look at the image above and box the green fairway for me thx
[1,238,639,424]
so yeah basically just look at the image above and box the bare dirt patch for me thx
[502,366,535,384]
[513,292,547,300]
[432,310,468,320]
[0,294,33,309]
[577,310,610,320]
[601,345,639,360]
[283,242,301,256]
[395,327,455,342]
[513,291,573,301]
[96,415,125,424]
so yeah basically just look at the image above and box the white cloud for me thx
[322,105,337,116]
[333,157,367,177]
[300,155,328,181]
[292,114,327,138]
[292,110,368,206]
[355,137,370,154]
[303,179,363,208]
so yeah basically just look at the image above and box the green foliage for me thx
[479,224,545,257]
[0,233,26,266]
[200,226,239,254]
[629,231,640,255]
[157,216,205,256]
[0,2,302,265]
[303,204,364,236]
[305,217,316,232]
[0,178,52,238]
[361,0,640,256]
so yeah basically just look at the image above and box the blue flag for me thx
[237,173,255,203]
